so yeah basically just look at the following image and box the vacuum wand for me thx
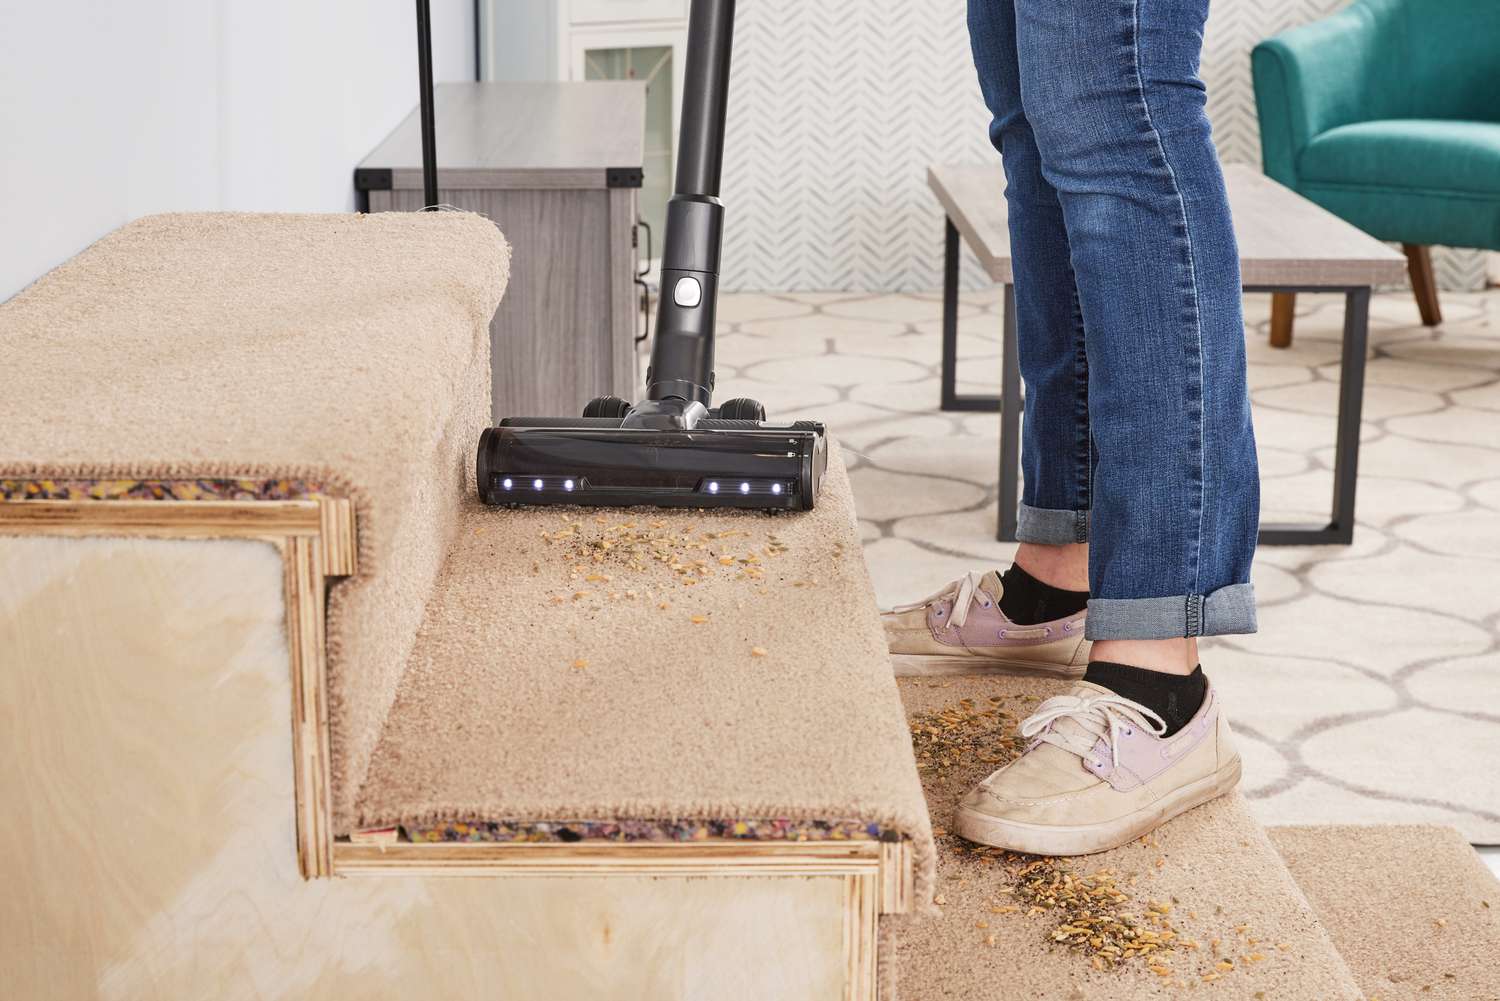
[474,0,827,512]
[644,0,736,407]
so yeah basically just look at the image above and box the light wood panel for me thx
[928,163,1407,287]
[336,837,913,919]
[0,497,351,876]
[0,536,880,1001]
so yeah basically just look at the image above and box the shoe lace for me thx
[1019,692,1167,772]
[889,571,987,629]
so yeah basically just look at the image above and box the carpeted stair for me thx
[1271,825,1500,1001]
[0,211,512,830]
[352,448,936,892]
[892,675,1500,1000]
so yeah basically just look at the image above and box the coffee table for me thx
[928,163,1407,546]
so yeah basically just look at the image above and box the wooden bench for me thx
[928,163,1407,546]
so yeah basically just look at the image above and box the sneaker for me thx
[954,680,1241,856]
[881,571,1088,677]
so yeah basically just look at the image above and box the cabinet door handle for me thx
[634,217,653,344]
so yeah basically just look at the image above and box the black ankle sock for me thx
[997,564,1089,625]
[1083,661,1207,737]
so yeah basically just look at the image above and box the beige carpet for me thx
[1271,825,1500,1001]
[709,288,1500,841]
[355,444,937,899]
[893,674,1361,1000]
[0,212,510,829]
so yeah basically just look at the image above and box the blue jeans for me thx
[968,0,1260,640]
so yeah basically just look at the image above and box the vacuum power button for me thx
[673,276,703,308]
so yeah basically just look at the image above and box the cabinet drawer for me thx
[570,0,687,25]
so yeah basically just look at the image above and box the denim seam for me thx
[1068,280,1091,513]
[1128,0,1208,600]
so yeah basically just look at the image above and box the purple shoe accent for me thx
[928,596,1085,650]
[1095,689,1220,792]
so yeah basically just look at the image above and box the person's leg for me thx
[952,0,1256,855]
[1015,0,1259,651]
[970,0,1092,610]
[878,0,1096,676]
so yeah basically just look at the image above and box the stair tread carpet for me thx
[894,675,1362,1000]
[353,444,937,901]
[1270,824,1500,1001]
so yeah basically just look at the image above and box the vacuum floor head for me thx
[477,417,827,511]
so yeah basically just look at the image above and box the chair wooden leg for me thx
[1402,243,1442,326]
[1269,292,1296,348]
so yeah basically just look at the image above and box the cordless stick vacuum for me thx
[460,0,828,511]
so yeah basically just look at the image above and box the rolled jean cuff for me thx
[1017,503,1089,545]
[1085,583,1257,640]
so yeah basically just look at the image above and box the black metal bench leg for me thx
[1327,287,1370,544]
[941,219,960,411]
[939,219,1003,414]
[1256,284,1371,546]
[997,283,1021,542]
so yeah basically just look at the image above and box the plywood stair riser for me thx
[0,531,904,1001]
[0,497,352,878]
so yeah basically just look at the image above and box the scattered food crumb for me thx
[751,646,768,657]
[571,659,587,669]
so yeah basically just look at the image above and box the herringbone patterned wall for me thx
[719,0,1488,292]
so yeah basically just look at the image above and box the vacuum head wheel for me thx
[714,397,766,421]
[582,395,632,419]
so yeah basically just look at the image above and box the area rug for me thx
[711,287,1500,841]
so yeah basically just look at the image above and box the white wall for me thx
[0,0,474,301]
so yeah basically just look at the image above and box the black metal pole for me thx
[674,0,735,197]
[415,0,440,209]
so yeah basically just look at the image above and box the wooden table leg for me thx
[1269,291,1296,348]
[1403,243,1443,327]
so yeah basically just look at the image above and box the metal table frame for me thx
[938,217,1373,547]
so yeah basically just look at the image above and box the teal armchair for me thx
[1251,0,1500,344]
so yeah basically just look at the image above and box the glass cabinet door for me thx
[583,45,673,269]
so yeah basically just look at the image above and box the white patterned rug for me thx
[711,288,1500,842]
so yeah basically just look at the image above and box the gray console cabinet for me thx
[357,82,646,420]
